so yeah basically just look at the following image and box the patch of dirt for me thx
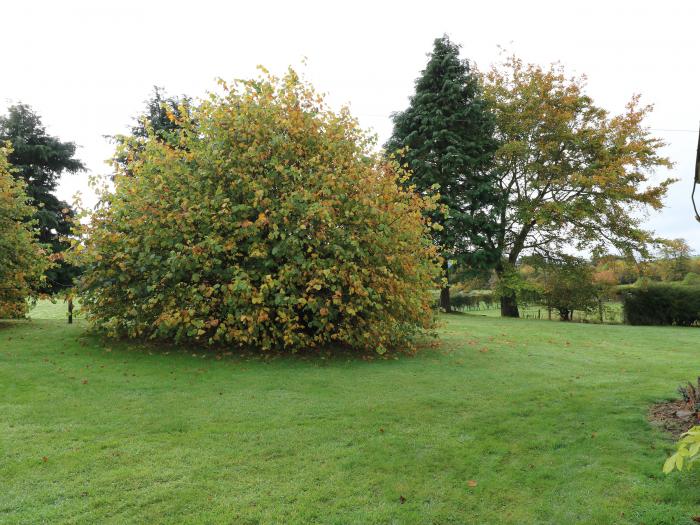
[648,400,699,439]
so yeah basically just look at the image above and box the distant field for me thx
[2,302,699,524]
[475,302,624,324]
[28,299,78,321]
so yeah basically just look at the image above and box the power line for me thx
[353,114,700,134]
[649,128,699,133]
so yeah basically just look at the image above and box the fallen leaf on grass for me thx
[41,456,48,462]
[467,480,477,487]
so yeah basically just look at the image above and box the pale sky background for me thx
[3,0,699,251]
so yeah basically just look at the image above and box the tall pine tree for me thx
[112,87,193,177]
[0,104,85,293]
[385,36,500,312]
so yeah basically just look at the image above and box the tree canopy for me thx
[0,104,85,293]
[77,69,441,353]
[482,56,674,316]
[385,35,501,312]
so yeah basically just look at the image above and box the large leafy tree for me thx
[482,56,674,317]
[78,69,441,353]
[0,104,85,293]
[385,35,501,312]
[0,144,50,318]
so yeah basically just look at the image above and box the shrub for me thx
[529,256,598,321]
[78,69,441,353]
[683,272,700,286]
[0,144,50,318]
[622,284,700,326]
[663,426,700,473]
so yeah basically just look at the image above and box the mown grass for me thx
[2,302,700,524]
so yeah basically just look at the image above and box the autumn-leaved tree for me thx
[78,69,441,353]
[482,56,674,317]
[657,238,692,282]
[0,144,50,318]
[385,36,500,312]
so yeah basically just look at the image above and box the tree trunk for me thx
[500,292,520,318]
[495,262,520,318]
[440,259,451,313]
[440,286,451,313]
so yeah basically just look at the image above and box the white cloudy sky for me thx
[3,0,699,251]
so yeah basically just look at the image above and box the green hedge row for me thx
[622,284,700,326]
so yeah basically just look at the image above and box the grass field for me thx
[457,302,624,324]
[2,302,700,524]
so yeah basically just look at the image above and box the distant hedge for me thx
[622,284,700,326]
[683,272,700,286]
[447,291,495,311]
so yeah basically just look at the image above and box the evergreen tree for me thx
[113,87,193,176]
[385,35,500,312]
[0,104,85,293]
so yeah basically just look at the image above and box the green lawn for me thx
[2,302,700,524]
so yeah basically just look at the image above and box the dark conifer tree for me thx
[113,87,193,176]
[0,104,85,293]
[385,35,501,312]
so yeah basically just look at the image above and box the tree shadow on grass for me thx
[78,329,445,367]
[0,319,31,330]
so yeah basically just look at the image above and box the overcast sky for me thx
[3,0,699,251]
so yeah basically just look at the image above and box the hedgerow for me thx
[622,284,700,326]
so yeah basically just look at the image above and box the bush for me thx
[622,284,700,326]
[526,256,598,321]
[683,272,700,286]
[0,144,50,318]
[664,426,700,473]
[78,69,441,353]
